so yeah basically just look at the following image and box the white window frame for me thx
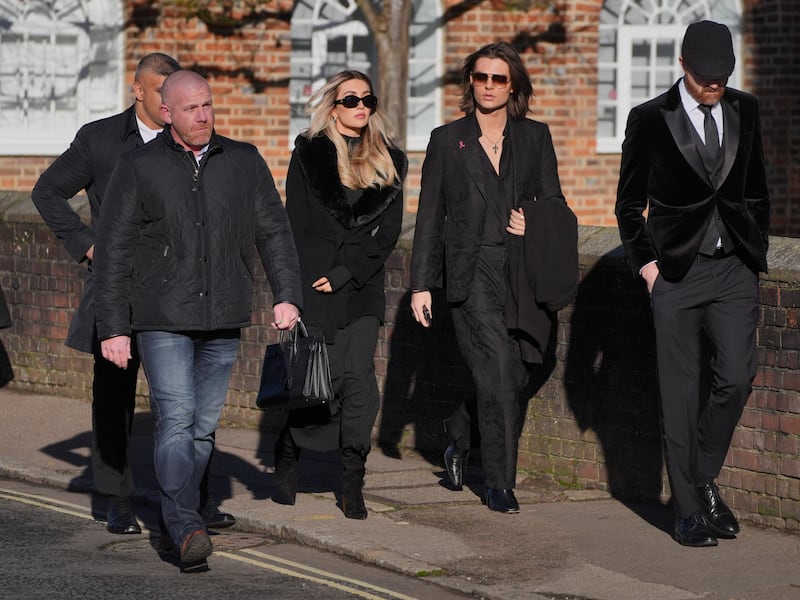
[0,0,123,156]
[289,0,442,151]
[596,0,742,154]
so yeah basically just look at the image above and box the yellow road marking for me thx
[217,551,393,599]
[0,491,95,521]
[240,548,419,600]
[0,487,93,512]
[1,486,421,600]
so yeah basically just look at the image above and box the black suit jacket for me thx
[31,106,145,352]
[410,113,566,302]
[616,81,770,282]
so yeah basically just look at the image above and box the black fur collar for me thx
[293,134,407,229]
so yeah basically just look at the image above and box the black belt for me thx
[696,247,731,262]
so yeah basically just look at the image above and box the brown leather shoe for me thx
[180,529,212,572]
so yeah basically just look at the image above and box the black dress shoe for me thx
[674,511,717,547]
[106,497,142,535]
[201,501,236,529]
[697,483,739,538]
[443,444,469,490]
[485,487,520,514]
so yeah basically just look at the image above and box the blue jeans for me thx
[137,330,240,544]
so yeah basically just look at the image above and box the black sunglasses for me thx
[472,72,510,86]
[333,94,378,111]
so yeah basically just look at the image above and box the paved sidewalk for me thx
[1,387,799,599]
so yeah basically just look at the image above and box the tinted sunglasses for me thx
[472,72,510,86]
[333,94,378,111]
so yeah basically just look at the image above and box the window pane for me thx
[631,40,651,67]
[597,105,616,138]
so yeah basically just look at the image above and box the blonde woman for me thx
[273,71,407,519]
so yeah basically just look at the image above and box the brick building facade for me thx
[1,0,797,234]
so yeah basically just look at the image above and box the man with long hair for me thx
[410,42,575,513]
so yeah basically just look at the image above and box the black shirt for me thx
[479,124,514,245]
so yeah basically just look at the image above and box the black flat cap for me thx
[681,20,735,80]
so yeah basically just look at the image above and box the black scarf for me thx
[292,134,407,229]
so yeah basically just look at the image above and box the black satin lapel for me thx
[663,106,709,185]
[719,96,740,186]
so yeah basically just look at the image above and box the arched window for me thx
[596,0,742,153]
[289,0,441,150]
[0,0,123,156]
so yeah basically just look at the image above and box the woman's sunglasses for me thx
[333,94,378,112]
[472,72,510,86]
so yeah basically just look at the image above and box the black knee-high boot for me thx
[340,447,367,520]
[272,427,300,505]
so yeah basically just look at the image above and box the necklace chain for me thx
[481,131,504,154]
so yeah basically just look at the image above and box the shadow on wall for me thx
[0,284,13,386]
[563,252,664,502]
[378,289,475,465]
[379,289,558,470]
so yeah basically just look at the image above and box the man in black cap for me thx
[616,21,770,547]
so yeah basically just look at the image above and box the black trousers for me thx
[651,254,758,518]
[91,340,140,498]
[290,316,380,456]
[449,246,526,489]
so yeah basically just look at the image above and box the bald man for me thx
[94,70,303,571]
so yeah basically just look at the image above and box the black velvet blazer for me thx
[615,81,770,282]
[410,112,566,303]
[286,134,407,338]
[31,106,144,352]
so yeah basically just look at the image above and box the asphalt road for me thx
[0,478,474,600]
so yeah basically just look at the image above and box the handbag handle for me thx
[279,319,308,389]
[278,319,308,350]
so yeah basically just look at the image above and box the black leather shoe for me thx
[674,511,718,547]
[697,483,739,538]
[201,501,236,529]
[486,487,520,514]
[106,498,142,535]
[444,444,469,490]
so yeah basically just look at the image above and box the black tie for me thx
[697,104,732,254]
[699,104,719,159]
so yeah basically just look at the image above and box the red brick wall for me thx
[2,1,796,234]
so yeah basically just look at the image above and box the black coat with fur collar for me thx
[286,134,407,338]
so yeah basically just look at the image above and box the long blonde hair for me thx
[304,71,399,189]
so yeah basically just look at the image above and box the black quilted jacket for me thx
[94,128,302,339]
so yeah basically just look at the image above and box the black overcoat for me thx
[31,106,145,352]
[285,134,407,339]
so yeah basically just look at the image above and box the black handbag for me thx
[256,320,334,410]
